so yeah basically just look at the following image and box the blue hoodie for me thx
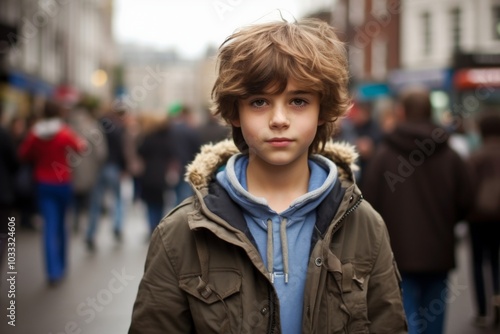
[216,154,338,334]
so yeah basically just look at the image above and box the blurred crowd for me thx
[0,96,230,285]
[0,86,499,332]
[332,87,500,332]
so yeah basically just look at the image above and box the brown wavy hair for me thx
[211,18,351,154]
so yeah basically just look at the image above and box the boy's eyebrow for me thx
[243,89,315,98]
[286,90,315,95]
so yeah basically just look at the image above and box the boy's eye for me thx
[250,99,267,108]
[291,99,307,107]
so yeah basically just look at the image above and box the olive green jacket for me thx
[129,139,408,334]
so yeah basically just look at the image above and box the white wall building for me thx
[401,0,500,69]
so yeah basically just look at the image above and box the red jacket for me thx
[19,119,86,184]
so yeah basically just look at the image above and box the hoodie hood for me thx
[385,121,450,155]
[32,118,64,140]
[186,139,359,188]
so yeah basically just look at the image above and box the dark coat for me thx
[362,121,473,273]
[138,125,176,205]
[467,137,500,222]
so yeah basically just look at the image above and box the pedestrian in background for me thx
[18,100,86,286]
[197,106,231,145]
[466,110,500,329]
[363,86,472,334]
[85,105,127,251]
[335,100,382,189]
[123,111,144,204]
[129,18,407,333]
[166,102,202,206]
[137,113,176,236]
[9,115,39,230]
[67,99,108,233]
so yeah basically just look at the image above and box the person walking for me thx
[129,18,407,333]
[85,106,127,251]
[18,100,86,286]
[466,110,500,329]
[137,114,176,235]
[67,103,108,233]
[166,103,202,205]
[362,86,473,334]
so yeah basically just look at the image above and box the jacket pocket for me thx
[179,269,242,333]
[326,258,370,333]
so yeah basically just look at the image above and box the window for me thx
[422,12,431,56]
[450,7,461,51]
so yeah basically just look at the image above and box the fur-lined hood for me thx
[186,139,359,189]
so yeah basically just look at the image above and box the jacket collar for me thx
[187,139,360,253]
[186,139,359,188]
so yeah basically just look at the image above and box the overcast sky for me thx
[113,0,333,59]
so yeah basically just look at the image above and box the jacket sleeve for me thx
[367,217,408,333]
[129,227,193,334]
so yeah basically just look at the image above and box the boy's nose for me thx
[269,105,290,128]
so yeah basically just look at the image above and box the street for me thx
[0,197,498,334]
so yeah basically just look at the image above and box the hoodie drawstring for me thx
[280,218,289,283]
[266,218,289,284]
[267,219,274,283]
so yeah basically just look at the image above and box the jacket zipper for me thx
[264,195,365,333]
[330,194,363,333]
[331,194,364,235]
[199,192,363,333]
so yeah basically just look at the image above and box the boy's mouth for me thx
[267,138,293,147]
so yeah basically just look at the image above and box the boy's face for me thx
[233,78,323,168]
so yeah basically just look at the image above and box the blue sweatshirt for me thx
[216,154,338,334]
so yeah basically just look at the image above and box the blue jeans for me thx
[146,202,163,234]
[37,182,72,281]
[402,272,448,334]
[174,179,193,206]
[87,164,123,241]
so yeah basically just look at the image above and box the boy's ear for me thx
[231,119,241,127]
[317,119,326,126]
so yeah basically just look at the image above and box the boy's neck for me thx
[246,156,310,213]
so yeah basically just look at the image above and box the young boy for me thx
[129,18,407,333]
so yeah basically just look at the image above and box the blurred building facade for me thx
[314,0,500,123]
[305,0,401,116]
[118,43,217,120]
[0,0,117,124]
[395,0,500,121]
